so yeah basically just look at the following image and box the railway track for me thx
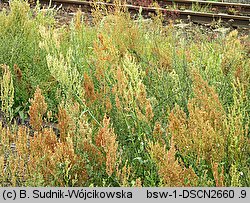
[38,0,250,28]
[42,0,250,16]
[1,0,249,27]
[158,0,250,16]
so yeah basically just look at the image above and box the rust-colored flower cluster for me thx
[148,137,198,186]
[168,71,226,165]
[28,87,47,131]
[57,105,75,142]
[96,115,118,177]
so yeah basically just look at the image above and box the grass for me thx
[0,0,249,187]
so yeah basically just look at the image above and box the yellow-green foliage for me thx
[0,0,249,187]
[0,65,14,123]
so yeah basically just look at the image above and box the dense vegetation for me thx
[0,0,249,186]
